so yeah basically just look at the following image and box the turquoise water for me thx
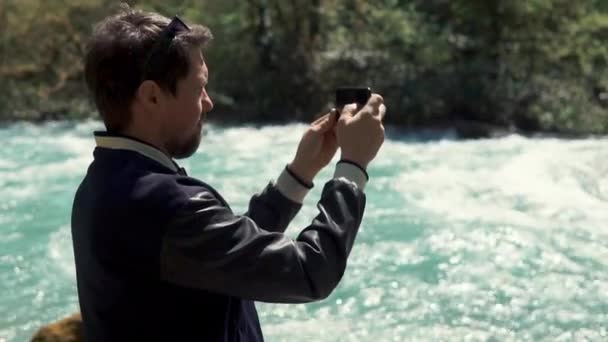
[1,120,607,341]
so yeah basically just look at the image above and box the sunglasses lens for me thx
[167,16,189,36]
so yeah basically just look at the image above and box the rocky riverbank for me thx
[31,313,82,342]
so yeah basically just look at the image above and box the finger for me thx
[312,112,330,126]
[328,108,338,123]
[327,129,338,147]
[368,93,384,107]
[377,104,386,120]
[310,117,328,133]
[319,118,335,134]
[361,93,383,112]
[339,103,358,119]
[355,94,384,119]
[317,111,337,133]
[311,108,337,130]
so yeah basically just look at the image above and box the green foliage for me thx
[0,0,606,135]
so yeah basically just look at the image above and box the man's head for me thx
[84,5,214,158]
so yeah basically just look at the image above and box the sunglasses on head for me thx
[142,16,190,81]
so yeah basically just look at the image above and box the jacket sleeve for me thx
[160,178,366,303]
[244,167,310,233]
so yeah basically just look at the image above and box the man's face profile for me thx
[162,48,213,159]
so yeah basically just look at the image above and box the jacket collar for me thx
[94,131,179,173]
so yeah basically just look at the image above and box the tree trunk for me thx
[248,0,277,70]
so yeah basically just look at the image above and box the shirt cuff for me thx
[275,167,312,204]
[333,161,368,191]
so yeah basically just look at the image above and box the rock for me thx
[30,313,83,342]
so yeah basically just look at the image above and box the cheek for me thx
[181,96,201,122]
[189,94,202,115]
[195,98,203,115]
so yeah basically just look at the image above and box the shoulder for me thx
[132,173,226,212]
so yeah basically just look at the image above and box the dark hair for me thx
[84,4,212,132]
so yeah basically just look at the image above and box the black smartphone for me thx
[335,87,372,107]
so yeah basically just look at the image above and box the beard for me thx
[167,122,203,159]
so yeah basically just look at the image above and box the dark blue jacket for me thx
[71,132,367,341]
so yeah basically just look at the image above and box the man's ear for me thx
[136,80,163,111]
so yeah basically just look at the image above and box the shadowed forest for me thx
[1,0,607,136]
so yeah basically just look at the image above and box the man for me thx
[71,5,386,342]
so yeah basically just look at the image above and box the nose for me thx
[202,90,214,112]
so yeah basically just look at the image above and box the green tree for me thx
[0,0,606,135]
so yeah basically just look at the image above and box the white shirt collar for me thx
[94,132,179,172]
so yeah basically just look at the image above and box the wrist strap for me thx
[285,165,314,189]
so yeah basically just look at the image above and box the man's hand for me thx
[336,94,386,169]
[289,109,339,184]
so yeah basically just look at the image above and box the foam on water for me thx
[48,226,76,278]
[1,121,608,341]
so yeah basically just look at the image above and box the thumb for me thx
[329,107,338,122]
[339,103,357,119]
[318,108,338,133]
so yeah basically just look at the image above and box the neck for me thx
[121,124,170,158]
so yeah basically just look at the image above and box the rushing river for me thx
[1,120,607,341]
